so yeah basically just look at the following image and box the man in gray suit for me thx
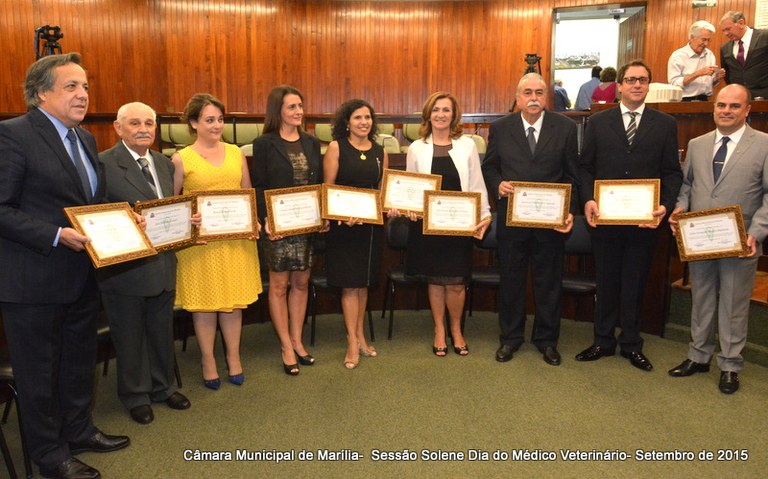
[668,84,768,394]
[98,102,190,422]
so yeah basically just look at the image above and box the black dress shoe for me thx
[40,457,101,479]
[620,350,653,371]
[668,359,710,377]
[719,371,740,394]
[495,344,516,363]
[574,344,615,361]
[541,346,561,366]
[69,430,130,455]
[165,392,191,410]
[129,405,154,425]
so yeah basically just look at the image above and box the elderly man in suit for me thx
[576,60,683,372]
[720,10,768,99]
[482,73,579,366]
[668,84,768,394]
[98,102,191,423]
[0,53,129,479]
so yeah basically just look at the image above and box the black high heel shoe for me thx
[283,363,300,376]
[294,350,315,366]
[203,377,221,390]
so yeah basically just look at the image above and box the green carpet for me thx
[2,310,767,478]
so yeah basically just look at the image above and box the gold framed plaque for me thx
[673,205,750,262]
[321,184,383,225]
[380,168,442,216]
[264,184,323,237]
[196,188,258,241]
[64,202,157,268]
[134,194,197,252]
[423,190,481,236]
[506,181,572,229]
[594,179,661,225]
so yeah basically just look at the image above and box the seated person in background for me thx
[575,66,602,110]
[553,79,571,111]
[667,20,724,101]
[591,67,618,103]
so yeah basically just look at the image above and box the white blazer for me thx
[406,135,491,219]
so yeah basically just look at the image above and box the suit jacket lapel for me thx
[115,143,158,199]
[509,115,532,158]
[150,151,174,198]
[270,133,292,166]
[718,126,755,184]
[29,109,91,201]
[607,107,628,146]
[535,113,556,154]
[631,108,655,147]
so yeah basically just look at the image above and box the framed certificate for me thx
[196,188,258,241]
[321,184,383,225]
[674,205,750,262]
[423,190,480,236]
[264,185,323,237]
[594,179,660,225]
[134,194,196,252]
[380,169,442,216]
[506,181,571,229]
[64,202,157,268]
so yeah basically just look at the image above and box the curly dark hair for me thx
[331,99,378,141]
[181,93,226,135]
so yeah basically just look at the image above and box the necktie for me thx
[65,129,93,201]
[527,126,536,154]
[712,136,729,183]
[626,112,638,146]
[737,40,746,67]
[137,157,158,197]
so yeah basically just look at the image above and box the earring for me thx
[346,126,349,131]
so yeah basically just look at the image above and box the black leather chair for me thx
[381,216,427,339]
[468,212,499,317]
[562,215,597,321]
[308,235,375,346]
[0,347,32,479]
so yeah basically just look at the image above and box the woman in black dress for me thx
[252,86,322,375]
[323,99,389,369]
[397,92,491,357]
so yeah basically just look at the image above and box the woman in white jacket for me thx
[395,91,491,357]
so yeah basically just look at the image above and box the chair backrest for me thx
[240,144,253,157]
[221,124,236,144]
[378,123,395,135]
[464,133,487,154]
[314,123,333,143]
[376,133,401,154]
[402,122,421,142]
[233,123,263,145]
[565,215,592,255]
[386,216,410,250]
[168,124,196,147]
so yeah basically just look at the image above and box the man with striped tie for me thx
[576,60,683,372]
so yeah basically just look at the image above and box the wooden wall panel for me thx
[0,0,758,125]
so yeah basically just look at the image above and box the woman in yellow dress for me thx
[171,93,262,390]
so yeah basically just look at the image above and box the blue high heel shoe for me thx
[228,373,245,385]
[203,377,221,390]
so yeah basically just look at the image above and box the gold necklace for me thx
[350,141,368,160]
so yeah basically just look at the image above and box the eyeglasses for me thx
[623,77,650,85]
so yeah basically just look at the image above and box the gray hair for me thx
[24,52,83,108]
[517,73,547,94]
[116,102,157,123]
[721,11,746,24]
[689,20,715,38]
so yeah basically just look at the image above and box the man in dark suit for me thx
[0,53,129,479]
[668,84,768,394]
[576,60,683,372]
[482,73,580,366]
[98,102,191,424]
[720,10,768,99]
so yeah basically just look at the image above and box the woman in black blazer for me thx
[251,85,322,375]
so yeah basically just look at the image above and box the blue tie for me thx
[66,129,93,201]
[712,137,729,183]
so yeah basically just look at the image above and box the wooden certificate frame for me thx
[594,179,661,226]
[196,188,258,241]
[673,205,750,262]
[264,184,324,237]
[134,194,197,252]
[423,190,480,236]
[506,181,571,229]
[321,184,383,225]
[380,168,442,216]
[64,202,157,268]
